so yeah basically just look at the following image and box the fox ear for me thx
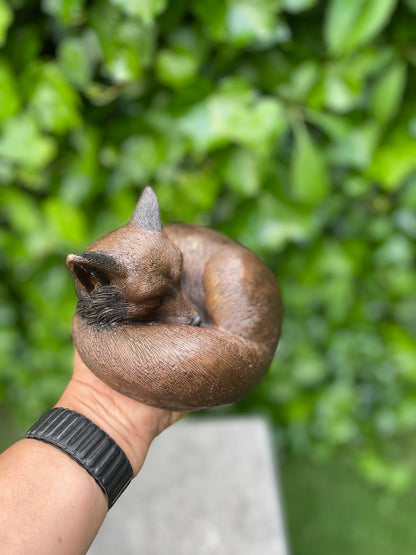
[130,186,162,232]
[66,252,119,293]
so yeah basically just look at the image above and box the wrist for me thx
[26,407,134,509]
[55,350,184,476]
[56,377,151,477]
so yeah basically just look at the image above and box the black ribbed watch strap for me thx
[26,407,133,509]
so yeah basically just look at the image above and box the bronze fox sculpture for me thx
[66,187,282,411]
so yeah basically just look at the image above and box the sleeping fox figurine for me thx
[66,187,282,411]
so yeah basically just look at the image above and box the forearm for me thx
[0,439,107,555]
[0,390,150,555]
[0,351,183,555]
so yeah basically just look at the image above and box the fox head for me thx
[66,187,200,329]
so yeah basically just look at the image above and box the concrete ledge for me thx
[88,417,289,555]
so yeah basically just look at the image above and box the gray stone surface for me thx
[87,417,289,555]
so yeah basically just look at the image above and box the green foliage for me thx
[291,124,329,205]
[324,0,397,56]
[1,0,415,488]
[0,1,13,47]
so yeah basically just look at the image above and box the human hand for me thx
[56,350,185,476]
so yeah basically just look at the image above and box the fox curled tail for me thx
[66,187,283,411]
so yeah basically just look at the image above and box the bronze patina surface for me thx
[66,187,283,411]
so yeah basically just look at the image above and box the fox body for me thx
[66,188,282,411]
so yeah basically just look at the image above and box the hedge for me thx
[1,0,416,491]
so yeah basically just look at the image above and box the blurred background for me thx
[1,0,416,553]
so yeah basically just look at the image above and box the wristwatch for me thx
[26,407,133,509]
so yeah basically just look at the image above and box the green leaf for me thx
[0,113,56,170]
[2,189,44,237]
[324,76,354,112]
[386,324,416,383]
[225,0,283,47]
[0,58,20,122]
[117,135,164,184]
[329,122,379,170]
[323,49,395,112]
[59,126,99,204]
[291,125,329,205]
[175,170,220,211]
[178,79,287,155]
[367,122,416,190]
[404,0,416,12]
[191,0,226,41]
[277,61,320,103]
[396,398,416,432]
[324,0,397,56]
[236,193,317,251]
[342,176,372,198]
[110,0,166,22]
[401,176,416,208]
[41,0,84,25]
[222,148,261,197]
[5,24,42,72]
[305,109,351,140]
[156,49,199,88]
[58,34,101,89]
[242,97,288,156]
[314,385,358,446]
[91,2,155,83]
[156,170,220,223]
[358,451,412,494]
[192,0,283,47]
[292,344,327,386]
[374,234,412,267]
[0,0,13,46]
[281,0,317,12]
[28,63,81,134]
[43,197,87,248]
[370,60,407,124]
[324,72,361,113]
